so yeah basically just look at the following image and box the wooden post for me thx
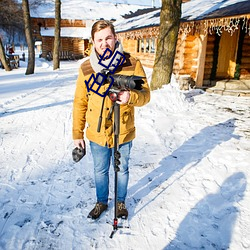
[139,39,142,53]
[195,32,207,88]
[149,39,152,53]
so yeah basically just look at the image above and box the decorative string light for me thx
[117,26,159,39]
[242,16,250,35]
[118,15,250,40]
[179,15,250,37]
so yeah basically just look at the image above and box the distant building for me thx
[31,18,92,60]
[30,1,151,60]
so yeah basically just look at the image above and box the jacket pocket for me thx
[120,106,135,134]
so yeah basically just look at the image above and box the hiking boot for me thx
[117,202,128,219]
[87,202,108,220]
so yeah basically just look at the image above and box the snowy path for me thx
[0,59,250,249]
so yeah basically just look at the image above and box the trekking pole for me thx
[110,101,121,238]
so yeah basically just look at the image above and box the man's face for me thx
[93,27,117,56]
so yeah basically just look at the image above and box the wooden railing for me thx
[46,51,84,61]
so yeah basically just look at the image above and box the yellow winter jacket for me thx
[72,52,150,148]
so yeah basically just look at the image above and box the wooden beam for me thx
[195,33,207,87]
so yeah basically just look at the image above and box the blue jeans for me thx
[90,141,132,205]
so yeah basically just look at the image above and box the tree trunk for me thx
[53,0,61,70]
[151,0,182,90]
[0,37,11,71]
[22,0,35,75]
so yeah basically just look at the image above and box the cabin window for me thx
[137,38,156,54]
[150,38,155,53]
[137,39,143,53]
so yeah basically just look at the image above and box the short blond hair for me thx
[91,20,116,40]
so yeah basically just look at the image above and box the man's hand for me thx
[116,90,130,105]
[74,139,85,149]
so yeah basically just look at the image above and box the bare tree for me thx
[29,0,47,8]
[0,0,23,71]
[22,0,35,75]
[0,0,24,38]
[151,0,182,90]
[53,0,61,70]
[0,37,11,71]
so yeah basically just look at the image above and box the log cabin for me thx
[31,18,92,60]
[115,0,250,94]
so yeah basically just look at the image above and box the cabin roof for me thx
[115,8,160,33]
[30,0,151,20]
[115,0,250,33]
[182,0,250,21]
[40,27,91,39]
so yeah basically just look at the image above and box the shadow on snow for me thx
[0,100,73,117]
[128,118,239,213]
[127,118,243,248]
[164,172,247,249]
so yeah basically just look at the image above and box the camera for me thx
[101,69,144,91]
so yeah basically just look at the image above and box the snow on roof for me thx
[114,8,160,33]
[114,0,250,33]
[40,27,92,39]
[182,0,250,21]
[30,0,151,20]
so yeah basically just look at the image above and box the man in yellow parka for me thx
[72,20,150,220]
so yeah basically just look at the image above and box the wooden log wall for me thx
[134,53,155,68]
[183,35,198,79]
[61,38,74,52]
[32,18,86,29]
[41,37,53,58]
[173,34,185,75]
[72,38,88,56]
[121,39,137,54]
[120,38,156,68]
[173,34,198,80]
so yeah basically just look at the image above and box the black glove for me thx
[72,146,86,162]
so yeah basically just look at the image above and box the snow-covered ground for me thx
[0,49,249,250]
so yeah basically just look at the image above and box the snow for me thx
[92,0,161,7]
[40,27,92,39]
[30,0,152,20]
[0,48,250,249]
[115,0,249,32]
[114,9,160,32]
[181,0,249,21]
